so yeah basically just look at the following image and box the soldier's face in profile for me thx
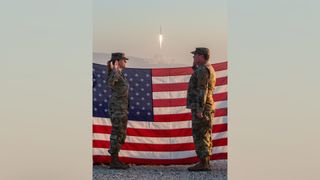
[193,54,205,65]
[118,59,127,69]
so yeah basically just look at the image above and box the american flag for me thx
[92,61,227,165]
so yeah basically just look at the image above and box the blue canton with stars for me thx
[93,63,154,121]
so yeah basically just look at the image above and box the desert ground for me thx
[93,160,227,180]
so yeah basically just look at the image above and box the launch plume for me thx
[159,26,163,48]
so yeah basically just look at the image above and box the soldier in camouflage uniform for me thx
[106,52,130,169]
[187,48,216,171]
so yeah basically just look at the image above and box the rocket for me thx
[159,26,163,49]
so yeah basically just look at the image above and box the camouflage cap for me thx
[191,47,210,56]
[110,52,129,61]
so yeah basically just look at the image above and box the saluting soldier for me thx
[106,52,130,169]
[187,47,216,171]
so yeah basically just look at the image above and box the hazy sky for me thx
[93,0,227,65]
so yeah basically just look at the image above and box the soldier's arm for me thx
[107,70,121,87]
[196,67,210,113]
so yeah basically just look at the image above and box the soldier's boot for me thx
[205,156,212,169]
[118,159,130,169]
[109,153,129,169]
[187,156,211,171]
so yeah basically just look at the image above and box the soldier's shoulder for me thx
[109,70,121,77]
[107,70,115,76]
[195,65,210,75]
[205,63,215,70]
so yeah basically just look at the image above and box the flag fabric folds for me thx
[92,62,228,165]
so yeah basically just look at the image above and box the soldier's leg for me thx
[119,113,130,168]
[118,113,128,146]
[111,111,129,168]
[192,111,212,159]
[108,106,117,154]
[108,115,121,155]
[106,106,128,169]
[189,110,212,171]
[203,110,214,156]
[192,123,212,159]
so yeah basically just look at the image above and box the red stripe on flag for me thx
[154,113,192,122]
[214,92,228,102]
[153,92,227,107]
[152,77,227,92]
[152,83,188,92]
[93,138,227,152]
[93,124,227,138]
[215,108,228,117]
[152,67,193,77]
[151,62,228,77]
[216,76,228,86]
[213,61,228,72]
[153,98,186,107]
[93,153,227,165]
[153,108,227,122]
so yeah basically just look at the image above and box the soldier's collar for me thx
[198,63,206,67]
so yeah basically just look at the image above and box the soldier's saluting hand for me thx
[111,60,120,72]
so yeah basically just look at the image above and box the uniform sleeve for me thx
[195,67,210,113]
[107,70,121,87]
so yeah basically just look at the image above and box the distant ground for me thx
[93,160,227,180]
[93,52,188,68]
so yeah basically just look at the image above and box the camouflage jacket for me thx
[107,70,129,110]
[186,63,216,113]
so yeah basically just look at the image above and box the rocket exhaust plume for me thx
[159,26,163,48]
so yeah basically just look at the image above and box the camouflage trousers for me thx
[191,109,214,159]
[108,108,128,155]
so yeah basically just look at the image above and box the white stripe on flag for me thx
[152,70,227,84]
[152,85,227,99]
[93,116,228,129]
[93,131,227,144]
[153,106,190,115]
[153,101,227,115]
[93,146,227,159]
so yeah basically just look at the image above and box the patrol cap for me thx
[110,52,129,61]
[191,47,210,56]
